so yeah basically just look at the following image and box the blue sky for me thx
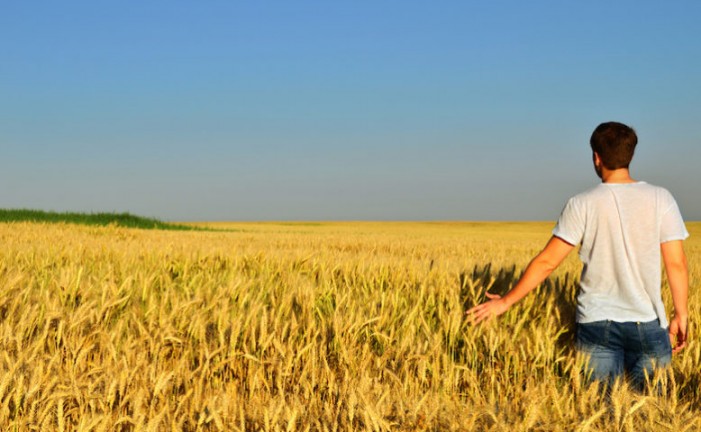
[2,1,700,221]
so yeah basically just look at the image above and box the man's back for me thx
[553,182,688,327]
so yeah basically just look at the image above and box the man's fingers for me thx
[465,300,490,316]
[465,305,481,319]
[468,311,489,325]
[465,304,495,325]
[669,326,688,354]
[672,341,687,354]
[465,305,483,319]
[464,293,504,325]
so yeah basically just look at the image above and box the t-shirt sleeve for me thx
[553,197,585,246]
[660,193,689,243]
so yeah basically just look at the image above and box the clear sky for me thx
[2,1,700,221]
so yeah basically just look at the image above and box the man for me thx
[466,122,689,389]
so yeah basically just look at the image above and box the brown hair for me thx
[590,122,638,169]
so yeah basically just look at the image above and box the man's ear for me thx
[593,152,602,167]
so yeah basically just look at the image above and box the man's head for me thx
[590,122,638,171]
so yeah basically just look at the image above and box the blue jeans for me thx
[576,319,672,390]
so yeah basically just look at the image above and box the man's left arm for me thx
[466,236,575,324]
[661,240,689,354]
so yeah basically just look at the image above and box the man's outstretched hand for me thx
[669,314,688,354]
[464,236,574,326]
[465,292,509,325]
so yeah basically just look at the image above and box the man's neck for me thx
[601,168,636,184]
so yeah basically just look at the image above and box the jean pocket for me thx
[576,321,610,353]
[639,322,672,357]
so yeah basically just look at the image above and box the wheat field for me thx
[0,221,698,431]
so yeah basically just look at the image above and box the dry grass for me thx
[0,221,698,431]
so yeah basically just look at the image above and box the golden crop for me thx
[0,221,698,431]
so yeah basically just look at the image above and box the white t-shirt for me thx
[552,181,688,328]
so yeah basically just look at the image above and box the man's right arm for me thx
[465,236,574,324]
[661,240,689,354]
